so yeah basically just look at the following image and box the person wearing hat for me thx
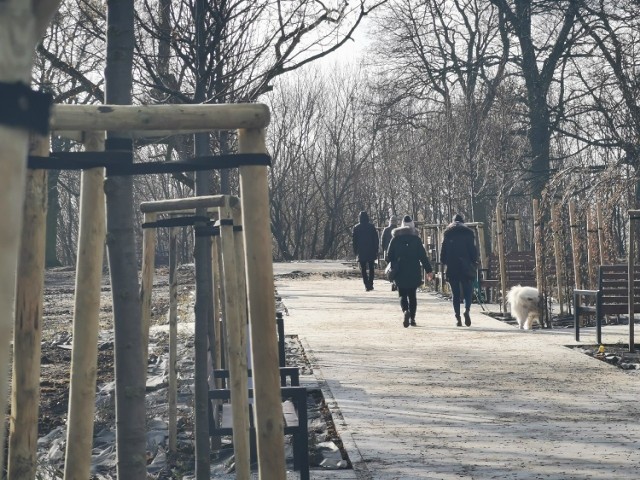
[352,210,379,291]
[386,215,433,327]
[440,213,479,326]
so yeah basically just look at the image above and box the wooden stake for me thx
[496,203,508,313]
[586,207,598,289]
[63,131,107,480]
[477,223,487,272]
[532,200,545,326]
[8,135,49,479]
[569,201,582,290]
[596,204,606,265]
[628,210,638,352]
[0,125,29,479]
[213,233,226,374]
[551,204,566,315]
[238,128,286,480]
[218,201,251,479]
[514,215,523,251]
[168,227,178,454]
[140,212,157,368]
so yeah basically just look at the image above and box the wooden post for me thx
[569,201,582,290]
[496,203,508,313]
[211,235,227,376]
[513,214,523,251]
[63,131,107,480]
[140,212,157,368]
[586,207,599,289]
[8,135,49,479]
[596,204,606,265]
[532,200,546,326]
[491,219,498,254]
[238,128,286,480]
[628,210,637,353]
[551,204,566,315]
[231,199,249,357]
[0,4,62,469]
[51,103,271,132]
[168,227,178,454]
[476,222,487,272]
[218,200,251,479]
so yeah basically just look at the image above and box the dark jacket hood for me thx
[444,221,473,234]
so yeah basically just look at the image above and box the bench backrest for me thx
[487,251,536,286]
[598,264,640,312]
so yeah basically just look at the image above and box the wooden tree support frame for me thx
[140,195,253,478]
[6,104,285,480]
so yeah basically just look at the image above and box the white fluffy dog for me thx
[506,285,541,330]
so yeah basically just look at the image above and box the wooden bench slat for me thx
[282,400,299,427]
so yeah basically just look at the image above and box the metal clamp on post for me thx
[0,81,53,134]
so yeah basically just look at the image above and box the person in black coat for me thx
[386,216,433,327]
[440,213,479,327]
[352,210,379,291]
[381,214,398,254]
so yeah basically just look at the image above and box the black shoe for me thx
[370,285,374,291]
[403,311,410,328]
[464,310,471,327]
[391,283,397,291]
[456,315,462,327]
[410,320,416,327]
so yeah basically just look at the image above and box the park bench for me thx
[208,368,309,480]
[574,264,640,344]
[480,251,537,300]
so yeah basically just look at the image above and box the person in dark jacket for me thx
[386,216,433,327]
[440,213,479,327]
[381,214,398,253]
[381,214,399,290]
[352,210,379,291]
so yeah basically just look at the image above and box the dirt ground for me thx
[6,264,353,478]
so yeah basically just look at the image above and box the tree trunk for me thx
[193,138,212,479]
[105,1,147,477]
[527,103,552,199]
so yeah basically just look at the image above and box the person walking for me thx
[381,214,398,290]
[386,215,433,327]
[381,214,398,253]
[352,210,379,291]
[440,213,478,327]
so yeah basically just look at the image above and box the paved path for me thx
[275,266,640,480]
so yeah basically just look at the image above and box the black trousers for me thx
[358,260,375,289]
[448,278,473,316]
[398,287,417,319]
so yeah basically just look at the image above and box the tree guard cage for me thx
[9,103,288,480]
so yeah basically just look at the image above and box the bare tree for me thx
[104,0,148,477]
[488,0,582,198]
[370,0,510,226]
